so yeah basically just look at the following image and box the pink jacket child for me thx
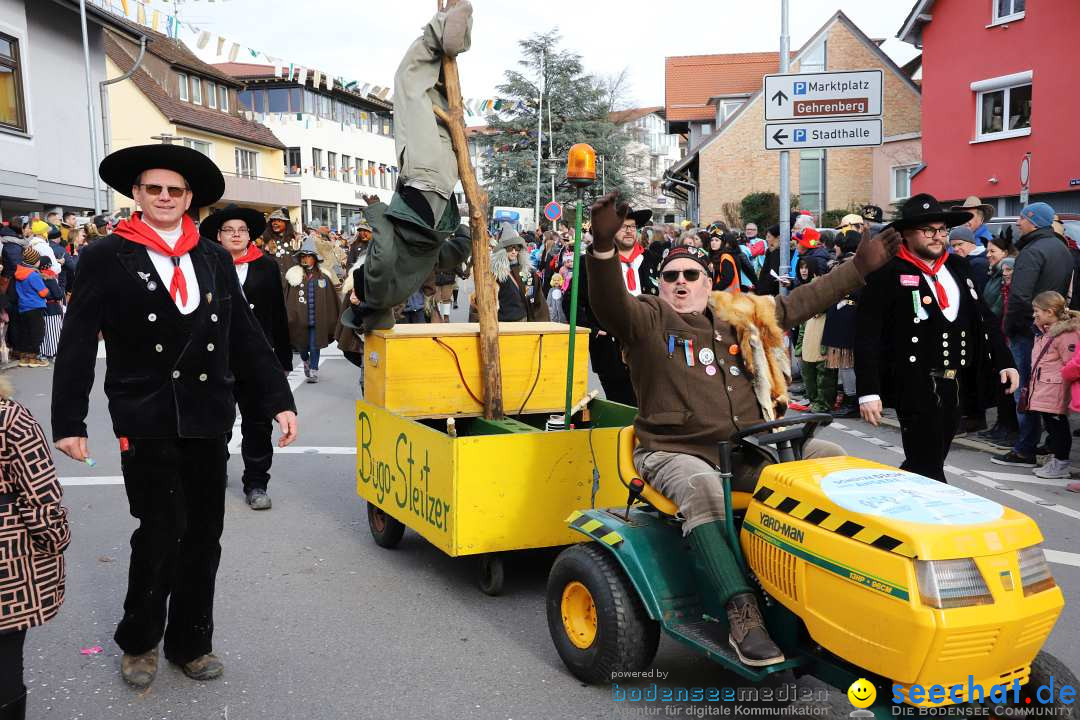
[1029,316,1080,415]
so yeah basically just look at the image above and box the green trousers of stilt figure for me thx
[689,520,753,606]
[802,361,838,414]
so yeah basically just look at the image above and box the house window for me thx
[328,151,338,180]
[235,148,258,178]
[285,147,301,175]
[312,148,323,178]
[799,149,825,218]
[382,115,392,136]
[207,81,217,109]
[342,155,351,183]
[177,71,189,101]
[972,71,1032,140]
[355,159,364,185]
[700,123,712,135]
[268,88,290,113]
[219,85,229,112]
[993,0,1025,23]
[0,33,27,132]
[289,88,301,113]
[191,77,203,105]
[891,165,917,201]
[719,100,744,123]
[179,138,212,157]
[801,39,826,73]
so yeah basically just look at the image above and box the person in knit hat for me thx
[13,246,49,367]
[284,237,340,383]
[488,223,547,322]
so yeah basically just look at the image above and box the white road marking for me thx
[969,470,1074,489]
[274,446,355,455]
[228,360,336,451]
[61,476,124,486]
[1045,550,1080,569]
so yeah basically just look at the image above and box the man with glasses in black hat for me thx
[201,205,293,511]
[855,193,1018,483]
[51,144,298,689]
[585,191,900,668]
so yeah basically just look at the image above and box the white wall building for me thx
[613,107,685,223]
[215,62,397,232]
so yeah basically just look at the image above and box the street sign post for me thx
[764,69,883,121]
[544,200,563,223]
[765,118,882,150]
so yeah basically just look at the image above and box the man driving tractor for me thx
[585,193,900,667]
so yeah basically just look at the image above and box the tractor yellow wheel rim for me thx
[561,581,597,649]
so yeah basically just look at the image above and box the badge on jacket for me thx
[900,274,920,287]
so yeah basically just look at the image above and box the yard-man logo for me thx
[760,513,804,544]
[357,412,451,531]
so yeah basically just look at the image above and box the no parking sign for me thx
[544,201,562,223]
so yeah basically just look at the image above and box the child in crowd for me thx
[1027,291,1080,481]
[13,247,48,367]
[284,238,340,384]
[37,256,64,361]
[796,257,837,414]
[547,273,567,324]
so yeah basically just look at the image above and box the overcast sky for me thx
[174,0,919,109]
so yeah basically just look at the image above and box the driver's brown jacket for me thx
[586,251,865,466]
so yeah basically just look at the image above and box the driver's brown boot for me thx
[121,647,158,688]
[726,593,785,667]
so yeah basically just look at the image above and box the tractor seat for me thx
[616,426,751,516]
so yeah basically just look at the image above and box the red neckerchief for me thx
[233,244,264,265]
[897,244,950,309]
[619,244,644,291]
[113,212,201,305]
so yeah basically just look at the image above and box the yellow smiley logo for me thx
[847,678,877,709]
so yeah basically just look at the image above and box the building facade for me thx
[104,27,298,220]
[215,62,397,232]
[612,107,685,223]
[0,0,142,219]
[899,0,1079,214]
[665,12,922,226]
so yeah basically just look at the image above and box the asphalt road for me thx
[7,307,1079,719]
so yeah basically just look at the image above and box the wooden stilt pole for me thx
[432,3,503,419]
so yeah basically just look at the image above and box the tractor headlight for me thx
[1017,545,1057,596]
[915,559,993,609]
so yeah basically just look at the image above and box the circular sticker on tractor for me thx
[820,468,1003,525]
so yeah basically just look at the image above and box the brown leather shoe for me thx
[726,593,785,667]
[121,648,158,688]
[180,653,224,681]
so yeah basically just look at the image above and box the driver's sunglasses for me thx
[137,183,189,198]
[661,269,703,283]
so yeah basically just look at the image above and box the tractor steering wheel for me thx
[726,413,834,465]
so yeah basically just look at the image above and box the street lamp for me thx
[563,143,597,425]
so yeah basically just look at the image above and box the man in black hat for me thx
[566,206,655,406]
[51,145,298,687]
[855,193,1018,482]
[200,205,292,511]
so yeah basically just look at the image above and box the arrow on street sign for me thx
[764,118,882,151]
[763,69,883,121]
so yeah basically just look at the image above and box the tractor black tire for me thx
[979,651,1077,717]
[367,503,406,549]
[546,543,660,685]
[478,554,505,596]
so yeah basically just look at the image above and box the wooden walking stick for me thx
[433,0,503,419]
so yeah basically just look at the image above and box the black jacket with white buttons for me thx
[51,233,296,441]
[855,253,1014,413]
[239,254,292,372]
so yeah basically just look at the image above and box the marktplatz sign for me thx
[764,119,882,151]
[763,69,883,121]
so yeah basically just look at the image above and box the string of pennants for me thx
[94,0,527,118]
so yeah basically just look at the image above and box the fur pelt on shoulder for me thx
[491,247,534,283]
[709,291,790,420]
[285,263,335,287]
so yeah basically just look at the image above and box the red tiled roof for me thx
[104,19,240,86]
[608,106,664,125]
[213,62,277,78]
[105,33,285,150]
[665,52,791,123]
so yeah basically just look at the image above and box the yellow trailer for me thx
[355,322,635,594]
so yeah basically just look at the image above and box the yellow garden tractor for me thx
[546,415,1076,715]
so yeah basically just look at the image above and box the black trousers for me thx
[0,628,26,705]
[230,382,273,493]
[14,309,43,355]
[897,374,960,483]
[115,437,226,664]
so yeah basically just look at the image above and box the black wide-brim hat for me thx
[99,144,226,209]
[886,193,973,232]
[628,208,653,227]
[199,204,266,240]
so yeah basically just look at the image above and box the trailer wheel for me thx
[980,651,1078,716]
[367,503,405,548]
[478,553,505,596]
[546,543,659,684]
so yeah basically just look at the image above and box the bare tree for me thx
[597,67,633,113]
